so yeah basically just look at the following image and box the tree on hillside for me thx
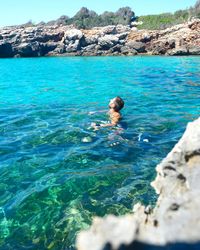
[65,6,135,28]
[174,9,189,20]
[67,7,100,28]
[194,0,200,17]
[115,7,135,24]
[100,11,116,26]
[195,0,200,9]
[38,6,135,28]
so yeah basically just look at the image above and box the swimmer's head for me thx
[109,96,124,111]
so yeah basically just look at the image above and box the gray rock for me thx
[101,26,116,35]
[32,32,63,43]
[84,35,99,46]
[82,44,96,53]
[0,42,13,57]
[118,40,126,45]
[108,44,122,53]
[65,40,80,53]
[15,42,41,57]
[126,41,146,53]
[168,46,189,55]
[15,41,57,57]
[120,45,137,55]
[116,32,129,40]
[77,117,200,250]
[116,25,131,33]
[188,45,200,55]
[0,18,200,57]
[151,45,168,55]
[98,35,119,50]
[43,42,60,55]
[64,29,83,41]
[147,40,176,55]
[51,45,65,54]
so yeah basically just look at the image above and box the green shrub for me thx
[65,7,135,29]
[137,0,200,30]
[39,1,200,29]
[137,12,189,30]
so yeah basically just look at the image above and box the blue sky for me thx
[1,0,197,27]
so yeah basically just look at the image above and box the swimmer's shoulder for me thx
[110,111,121,125]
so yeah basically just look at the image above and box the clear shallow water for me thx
[0,56,200,250]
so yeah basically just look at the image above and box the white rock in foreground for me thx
[77,117,200,250]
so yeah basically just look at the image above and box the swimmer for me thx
[91,96,124,129]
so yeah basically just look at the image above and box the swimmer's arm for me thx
[90,120,117,130]
[100,115,120,127]
[88,110,107,115]
[99,123,116,127]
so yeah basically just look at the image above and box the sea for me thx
[0,56,200,250]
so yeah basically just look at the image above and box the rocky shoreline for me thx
[76,117,200,250]
[0,19,200,58]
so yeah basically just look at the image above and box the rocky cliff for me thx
[0,19,200,58]
[76,117,200,250]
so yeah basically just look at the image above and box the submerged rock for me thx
[77,117,200,250]
[82,137,92,143]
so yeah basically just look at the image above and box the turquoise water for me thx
[0,56,200,250]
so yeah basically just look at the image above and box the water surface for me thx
[0,56,200,250]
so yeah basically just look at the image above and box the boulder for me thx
[108,44,122,53]
[98,35,119,50]
[188,19,200,30]
[32,32,64,43]
[64,29,83,41]
[120,46,130,54]
[120,46,137,55]
[0,42,13,57]
[168,46,189,56]
[15,42,40,57]
[101,25,116,35]
[116,32,129,40]
[126,41,146,53]
[41,42,58,55]
[65,40,81,53]
[15,41,57,57]
[188,45,200,55]
[147,40,176,55]
[52,44,65,54]
[116,25,131,33]
[82,44,96,53]
[84,35,99,46]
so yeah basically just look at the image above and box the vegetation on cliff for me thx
[20,0,200,30]
[45,7,135,28]
[138,0,200,30]
[138,12,189,30]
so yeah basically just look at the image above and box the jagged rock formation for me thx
[0,19,200,57]
[76,117,200,250]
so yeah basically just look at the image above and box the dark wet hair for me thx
[113,96,124,111]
